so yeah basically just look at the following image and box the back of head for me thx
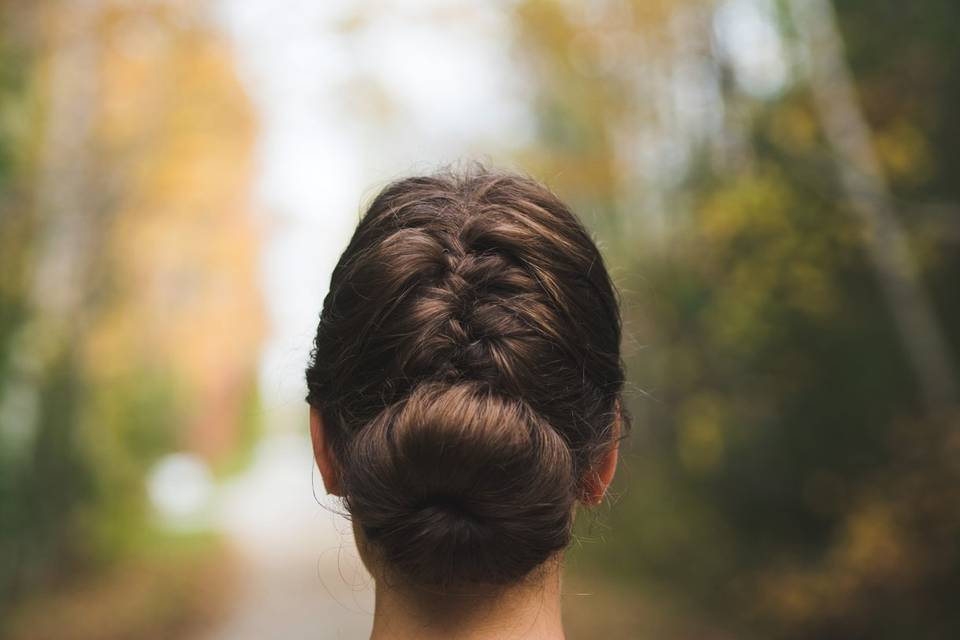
[305,166,627,588]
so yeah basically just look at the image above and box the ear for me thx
[309,406,344,497]
[582,405,621,506]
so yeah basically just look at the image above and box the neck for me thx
[368,561,566,640]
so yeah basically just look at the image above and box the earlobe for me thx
[309,406,344,497]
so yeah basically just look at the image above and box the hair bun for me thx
[342,381,576,586]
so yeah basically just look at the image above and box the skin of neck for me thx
[368,559,565,640]
[357,523,566,640]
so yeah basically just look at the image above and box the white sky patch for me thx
[714,0,790,99]
[147,452,215,528]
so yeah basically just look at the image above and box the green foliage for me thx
[519,0,960,637]
[0,9,191,620]
[75,367,184,565]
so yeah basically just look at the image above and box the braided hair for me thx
[306,165,628,587]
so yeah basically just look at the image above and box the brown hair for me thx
[305,165,628,587]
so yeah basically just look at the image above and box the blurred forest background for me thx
[1,1,958,639]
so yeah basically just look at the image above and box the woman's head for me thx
[305,166,628,588]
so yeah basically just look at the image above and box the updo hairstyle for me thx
[305,167,628,587]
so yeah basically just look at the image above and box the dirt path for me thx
[203,433,374,639]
